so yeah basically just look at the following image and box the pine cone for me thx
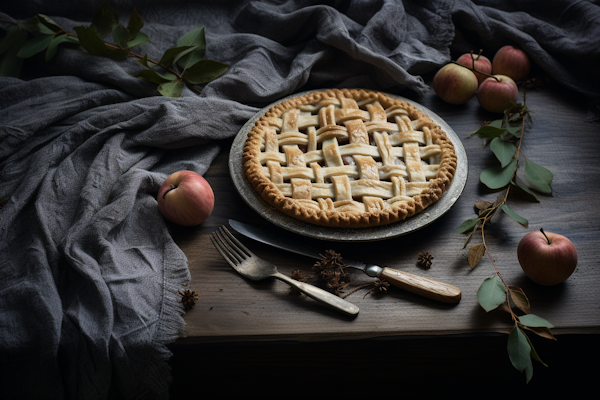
[179,289,199,310]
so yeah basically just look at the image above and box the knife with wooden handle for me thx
[228,219,461,304]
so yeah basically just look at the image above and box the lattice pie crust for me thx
[242,89,457,228]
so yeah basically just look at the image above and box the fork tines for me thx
[210,226,252,266]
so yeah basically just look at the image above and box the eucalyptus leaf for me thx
[525,160,553,195]
[113,23,131,49]
[158,45,197,68]
[477,274,506,312]
[470,125,506,139]
[518,314,554,329]
[490,137,517,168]
[480,158,517,190]
[0,27,23,54]
[135,69,172,84]
[45,35,79,61]
[524,332,548,367]
[507,326,532,372]
[468,243,485,268]
[512,176,539,202]
[501,204,528,227]
[74,26,109,56]
[138,54,155,68]
[453,218,479,234]
[90,1,119,39]
[127,7,144,38]
[127,32,151,48]
[21,17,55,35]
[176,26,206,70]
[37,14,62,33]
[104,47,130,61]
[17,34,53,58]
[158,80,184,97]
[183,59,228,84]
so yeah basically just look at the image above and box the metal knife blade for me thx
[228,219,461,304]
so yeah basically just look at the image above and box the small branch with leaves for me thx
[0,1,228,97]
[454,94,555,383]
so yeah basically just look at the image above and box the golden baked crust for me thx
[242,89,457,228]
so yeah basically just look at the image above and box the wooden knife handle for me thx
[380,267,462,303]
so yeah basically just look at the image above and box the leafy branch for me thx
[454,94,556,383]
[0,1,228,97]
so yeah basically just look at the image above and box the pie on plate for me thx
[242,89,457,228]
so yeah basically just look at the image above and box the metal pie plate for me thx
[229,89,468,242]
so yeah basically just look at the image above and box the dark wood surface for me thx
[167,78,600,397]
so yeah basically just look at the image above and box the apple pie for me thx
[242,89,457,228]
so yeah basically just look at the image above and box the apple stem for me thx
[163,184,177,199]
[451,60,499,82]
[540,228,550,244]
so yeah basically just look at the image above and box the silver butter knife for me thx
[229,219,461,304]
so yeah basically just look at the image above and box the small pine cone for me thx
[179,289,199,310]
[417,251,434,269]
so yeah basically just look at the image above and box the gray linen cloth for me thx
[1,1,599,399]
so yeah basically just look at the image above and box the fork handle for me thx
[273,272,359,316]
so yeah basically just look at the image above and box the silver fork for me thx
[210,225,359,316]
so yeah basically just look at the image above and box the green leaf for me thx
[127,7,144,38]
[512,176,539,202]
[490,137,517,168]
[470,125,506,139]
[158,80,184,97]
[37,14,62,33]
[505,124,522,138]
[17,34,53,58]
[113,23,131,49]
[0,28,26,77]
[74,25,110,56]
[158,45,197,68]
[0,27,23,54]
[518,314,554,329]
[507,326,532,372]
[525,160,553,195]
[127,32,151,48]
[453,218,479,234]
[138,54,155,68]
[480,158,517,190]
[183,59,228,84]
[524,333,548,368]
[20,17,55,35]
[176,26,206,70]
[45,34,79,61]
[90,1,119,39]
[135,69,176,84]
[501,204,528,228]
[477,274,506,312]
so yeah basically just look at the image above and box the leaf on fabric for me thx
[18,16,55,35]
[468,243,485,268]
[113,23,131,49]
[127,7,144,38]
[17,34,53,58]
[490,137,517,168]
[511,176,539,202]
[477,274,506,312]
[518,314,554,329]
[507,285,530,314]
[36,14,62,33]
[127,32,151,48]
[158,81,184,97]
[0,27,26,77]
[525,160,553,195]
[176,26,206,70]
[90,1,119,39]
[135,69,176,84]
[501,204,528,227]
[45,35,79,61]
[138,54,155,68]
[480,158,517,190]
[182,59,228,84]
[74,26,110,56]
[0,26,23,54]
[158,45,198,68]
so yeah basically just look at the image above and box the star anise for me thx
[342,279,390,299]
[289,270,311,296]
[312,250,351,296]
[417,251,434,269]
[179,289,199,310]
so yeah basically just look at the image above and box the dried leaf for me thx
[474,201,493,211]
[507,285,530,314]
[522,325,556,341]
[468,243,485,268]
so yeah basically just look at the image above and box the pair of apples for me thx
[433,45,531,113]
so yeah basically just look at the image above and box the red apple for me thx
[157,170,214,226]
[477,75,518,113]
[432,63,478,105]
[456,52,492,84]
[517,229,578,286]
[492,45,531,82]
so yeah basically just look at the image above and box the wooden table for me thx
[167,78,600,397]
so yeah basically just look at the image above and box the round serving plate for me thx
[229,89,468,242]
